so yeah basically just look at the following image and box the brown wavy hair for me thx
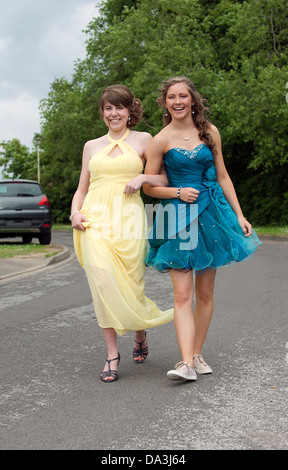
[157,76,215,155]
[98,84,143,128]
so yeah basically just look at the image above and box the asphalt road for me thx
[0,232,287,451]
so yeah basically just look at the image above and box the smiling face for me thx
[165,82,194,122]
[102,101,130,132]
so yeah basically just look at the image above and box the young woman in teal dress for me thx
[143,77,261,382]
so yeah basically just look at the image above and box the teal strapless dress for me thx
[145,144,261,273]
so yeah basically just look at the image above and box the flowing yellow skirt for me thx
[73,186,173,336]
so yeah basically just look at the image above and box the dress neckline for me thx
[168,143,205,154]
[165,143,205,160]
[107,128,130,143]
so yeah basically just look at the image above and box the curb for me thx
[0,245,71,282]
[258,235,288,242]
[45,245,71,266]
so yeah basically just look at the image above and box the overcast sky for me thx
[0,0,100,150]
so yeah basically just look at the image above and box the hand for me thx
[179,187,200,203]
[123,175,144,194]
[238,216,252,237]
[71,212,87,231]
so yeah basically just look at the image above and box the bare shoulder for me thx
[129,130,152,145]
[152,127,169,147]
[152,126,175,154]
[209,124,221,141]
[127,130,152,160]
[83,135,108,159]
[84,135,107,149]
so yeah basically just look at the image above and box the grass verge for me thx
[0,243,62,259]
[254,225,288,237]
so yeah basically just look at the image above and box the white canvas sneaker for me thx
[193,354,212,374]
[167,361,197,382]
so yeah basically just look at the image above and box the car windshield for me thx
[0,182,43,197]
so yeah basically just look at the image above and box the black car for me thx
[0,179,52,244]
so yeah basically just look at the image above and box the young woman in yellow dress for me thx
[70,85,173,382]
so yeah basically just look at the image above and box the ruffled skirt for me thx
[145,200,261,273]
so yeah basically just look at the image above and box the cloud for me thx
[0,37,13,53]
[0,93,40,145]
[39,3,97,85]
[0,0,99,149]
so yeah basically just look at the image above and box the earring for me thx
[128,116,131,124]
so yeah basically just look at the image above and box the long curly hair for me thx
[98,84,143,128]
[157,77,215,155]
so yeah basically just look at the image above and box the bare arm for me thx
[143,136,199,203]
[123,166,169,194]
[211,126,252,236]
[70,142,91,231]
[123,132,169,194]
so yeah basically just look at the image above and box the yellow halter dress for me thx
[73,129,173,335]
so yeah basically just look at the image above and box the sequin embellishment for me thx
[174,143,205,159]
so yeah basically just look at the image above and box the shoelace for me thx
[174,361,192,371]
[194,354,209,367]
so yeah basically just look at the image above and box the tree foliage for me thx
[22,0,288,223]
[0,139,37,180]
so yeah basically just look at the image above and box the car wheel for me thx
[39,232,51,245]
[22,235,33,244]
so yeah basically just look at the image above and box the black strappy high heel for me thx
[133,332,148,364]
[101,354,120,383]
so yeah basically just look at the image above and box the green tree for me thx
[210,0,288,224]
[0,139,37,180]
[39,0,288,224]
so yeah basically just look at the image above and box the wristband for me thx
[69,210,80,221]
[177,186,182,199]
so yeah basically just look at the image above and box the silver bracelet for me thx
[69,210,80,221]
